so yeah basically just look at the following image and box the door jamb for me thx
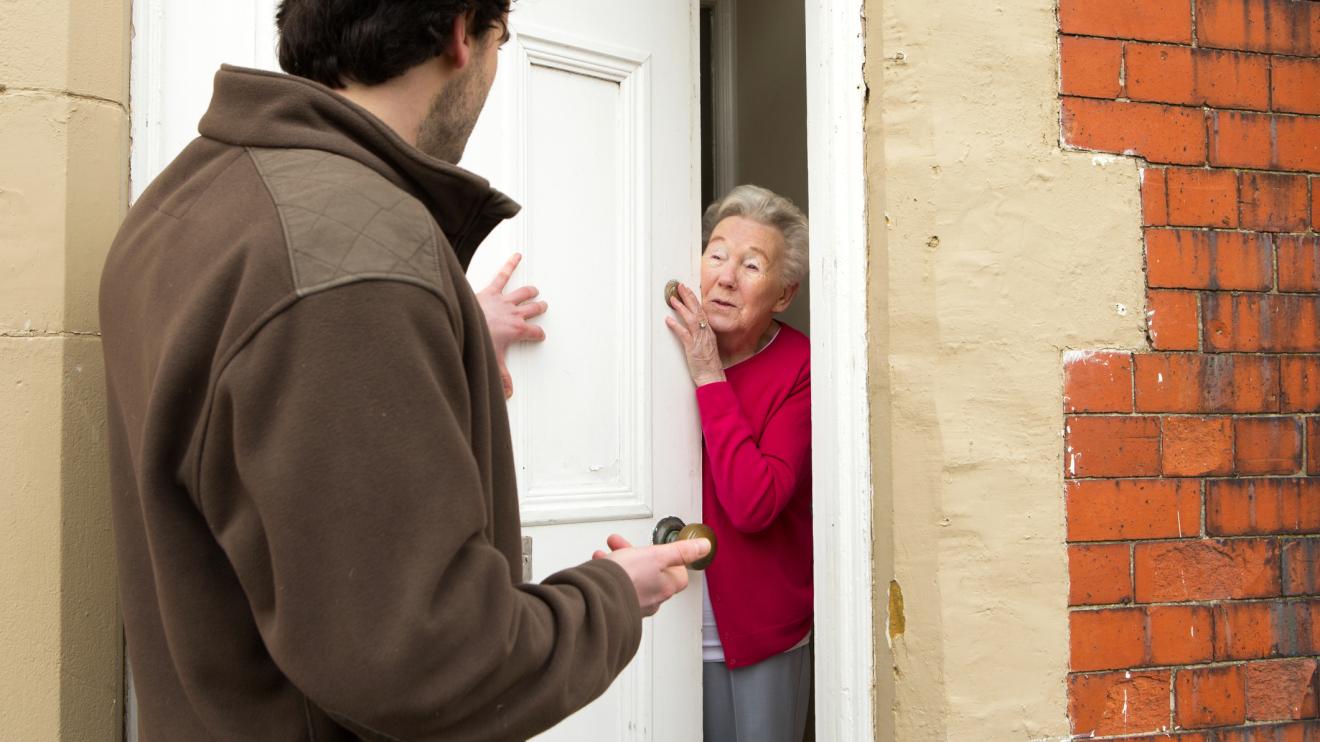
[804,1,876,739]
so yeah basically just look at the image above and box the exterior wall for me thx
[0,0,130,739]
[9,2,1314,740]
[864,0,1147,738]
[1059,1,1320,738]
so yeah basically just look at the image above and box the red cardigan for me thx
[697,322,813,668]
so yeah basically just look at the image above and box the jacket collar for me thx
[199,65,519,268]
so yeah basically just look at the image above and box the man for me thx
[99,1,709,739]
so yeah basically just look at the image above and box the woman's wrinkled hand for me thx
[664,282,725,387]
[476,253,547,399]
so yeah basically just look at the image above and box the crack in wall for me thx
[0,86,128,116]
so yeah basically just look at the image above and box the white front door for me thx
[131,2,704,741]
[463,3,703,740]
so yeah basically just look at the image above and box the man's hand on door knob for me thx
[592,534,712,617]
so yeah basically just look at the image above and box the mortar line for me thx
[1070,655,1320,678]
[1130,540,1137,606]
[1271,232,1281,293]
[1199,478,1207,537]
[1068,413,1312,420]
[1188,0,1198,49]
[1300,417,1309,483]
[1084,717,1320,742]
[1074,594,1320,611]
[1118,41,1127,98]
[1144,225,1320,238]
[1062,32,1297,65]
[1167,668,1175,738]
[1062,89,1320,121]
[1266,54,1274,112]
[1068,532,1320,547]
[1059,31,1317,60]
[1063,141,1320,180]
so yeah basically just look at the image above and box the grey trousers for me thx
[702,644,812,742]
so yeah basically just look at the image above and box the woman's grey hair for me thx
[701,185,809,286]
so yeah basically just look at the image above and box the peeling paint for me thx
[888,579,906,643]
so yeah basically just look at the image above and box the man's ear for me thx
[443,11,475,69]
[772,282,800,313]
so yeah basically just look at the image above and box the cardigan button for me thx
[652,516,717,570]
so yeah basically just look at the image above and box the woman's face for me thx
[700,216,798,338]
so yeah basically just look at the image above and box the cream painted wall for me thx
[732,0,811,335]
[864,0,1148,738]
[0,1,130,739]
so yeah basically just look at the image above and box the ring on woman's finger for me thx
[698,320,708,329]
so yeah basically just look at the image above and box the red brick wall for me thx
[1059,0,1320,737]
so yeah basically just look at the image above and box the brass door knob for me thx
[664,279,680,306]
[652,516,717,570]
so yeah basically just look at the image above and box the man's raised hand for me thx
[475,253,548,398]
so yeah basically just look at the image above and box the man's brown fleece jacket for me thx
[100,65,642,742]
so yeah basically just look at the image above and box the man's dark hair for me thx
[276,1,511,88]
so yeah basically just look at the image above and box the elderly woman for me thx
[666,185,812,742]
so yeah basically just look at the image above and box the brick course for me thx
[1061,2,1320,736]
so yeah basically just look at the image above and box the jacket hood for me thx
[199,65,520,267]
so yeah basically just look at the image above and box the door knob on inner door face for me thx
[664,279,681,306]
[652,516,717,571]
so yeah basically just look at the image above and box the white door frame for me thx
[696,1,875,733]
[804,1,875,740]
